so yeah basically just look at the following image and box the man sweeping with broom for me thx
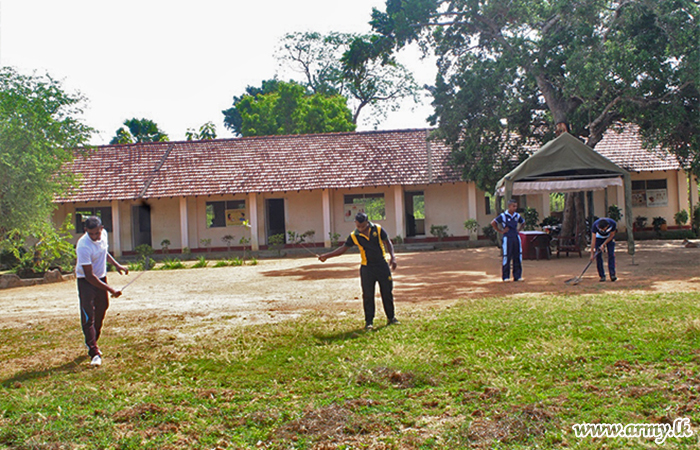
[590,217,618,282]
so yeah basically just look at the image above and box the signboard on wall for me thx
[632,191,646,208]
[646,189,668,207]
[226,208,247,226]
[344,203,366,222]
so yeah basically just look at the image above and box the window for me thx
[206,200,246,228]
[75,207,112,233]
[632,179,668,207]
[343,193,385,222]
[485,193,496,215]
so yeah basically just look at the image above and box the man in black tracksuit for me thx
[319,212,399,330]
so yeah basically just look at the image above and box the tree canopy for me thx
[110,118,169,144]
[277,31,422,126]
[0,67,93,238]
[222,80,356,137]
[369,0,699,191]
[186,121,217,141]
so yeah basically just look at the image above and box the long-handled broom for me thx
[564,250,600,285]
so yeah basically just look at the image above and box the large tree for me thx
[0,67,93,238]
[110,118,169,144]
[368,0,698,237]
[276,31,422,126]
[222,80,356,137]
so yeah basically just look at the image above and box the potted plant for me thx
[652,216,667,234]
[523,207,539,231]
[634,216,647,231]
[160,238,171,254]
[464,219,480,238]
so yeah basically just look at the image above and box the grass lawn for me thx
[1,292,699,449]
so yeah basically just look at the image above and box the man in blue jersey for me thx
[590,217,618,282]
[318,212,398,331]
[491,199,525,281]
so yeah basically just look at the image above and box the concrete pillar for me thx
[467,182,478,238]
[248,193,259,251]
[393,185,405,239]
[322,190,331,247]
[179,197,189,250]
[111,200,121,257]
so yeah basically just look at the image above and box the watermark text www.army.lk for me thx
[572,418,694,445]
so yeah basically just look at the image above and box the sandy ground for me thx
[1,240,699,329]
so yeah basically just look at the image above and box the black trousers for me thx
[78,277,109,358]
[360,263,395,325]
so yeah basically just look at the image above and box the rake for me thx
[564,250,600,285]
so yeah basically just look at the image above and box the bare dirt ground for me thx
[1,240,699,329]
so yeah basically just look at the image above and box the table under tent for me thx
[494,132,635,259]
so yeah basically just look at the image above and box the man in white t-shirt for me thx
[76,216,128,366]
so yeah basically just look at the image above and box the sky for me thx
[1,0,437,145]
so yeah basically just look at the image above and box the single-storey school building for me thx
[53,127,698,257]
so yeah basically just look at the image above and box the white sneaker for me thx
[90,355,102,366]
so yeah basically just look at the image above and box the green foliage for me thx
[607,204,623,222]
[328,232,341,247]
[523,207,539,231]
[110,118,168,144]
[199,238,212,252]
[549,193,566,212]
[540,215,561,228]
[213,260,229,268]
[135,244,154,270]
[463,219,480,235]
[277,31,421,126]
[370,0,699,192]
[222,80,355,137]
[652,216,667,234]
[0,68,93,236]
[221,234,235,251]
[634,216,648,230]
[160,239,171,254]
[159,258,186,270]
[482,225,498,246]
[674,209,689,226]
[429,224,449,241]
[185,121,217,141]
[192,256,208,268]
[268,233,286,256]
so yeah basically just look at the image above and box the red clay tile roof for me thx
[56,129,461,203]
[55,126,683,204]
[594,125,682,172]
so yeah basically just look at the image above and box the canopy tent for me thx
[495,132,635,255]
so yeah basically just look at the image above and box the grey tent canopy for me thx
[494,132,635,255]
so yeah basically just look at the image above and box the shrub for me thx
[652,216,667,234]
[607,204,623,222]
[222,235,235,252]
[213,260,229,268]
[192,256,208,268]
[135,244,155,270]
[464,219,480,235]
[160,239,171,254]
[523,207,539,231]
[430,225,449,241]
[674,209,689,226]
[482,225,498,246]
[160,258,185,270]
[328,232,341,247]
[268,233,285,256]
